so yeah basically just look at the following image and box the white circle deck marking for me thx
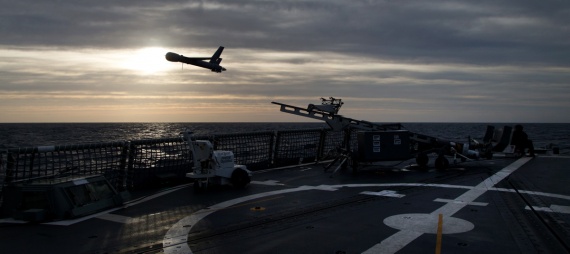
[384,213,474,234]
[362,157,533,254]
[162,157,565,254]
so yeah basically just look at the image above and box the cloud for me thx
[0,0,569,122]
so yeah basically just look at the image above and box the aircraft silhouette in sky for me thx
[165,46,226,73]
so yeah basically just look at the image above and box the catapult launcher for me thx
[272,98,494,174]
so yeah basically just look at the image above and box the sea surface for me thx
[1,122,569,151]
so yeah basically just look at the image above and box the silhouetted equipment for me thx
[492,126,513,152]
[165,46,226,73]
[272,97,496,173]
[357,130,411,161]
[1,175,129,222]
[181,131,251,191]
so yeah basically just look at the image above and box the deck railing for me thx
[0,128,350,193]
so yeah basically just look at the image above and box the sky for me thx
[1,0,569,123]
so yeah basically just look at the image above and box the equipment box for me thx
[1,175,128,222]
[357,130,410,161]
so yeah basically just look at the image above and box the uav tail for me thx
[209,46,224,63]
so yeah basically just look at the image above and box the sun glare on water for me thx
[122,47,173,75]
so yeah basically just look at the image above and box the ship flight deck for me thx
[1,154,569,254]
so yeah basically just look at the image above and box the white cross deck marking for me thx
[362,157,532,254]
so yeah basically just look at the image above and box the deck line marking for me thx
[362,157,532,254]
[96,213,139,224]
[361,190,405,198]
[433,198,488,206]
[251,180,285,186]
[525,205,570,214]
[324,184,570,201]
[44,207,125,226]
[526,206,554,212]
[435,214,443,254]
[493,188,570,201]
[551,205,570,213]
[0,218,27,224]
[124,184,191,208]
[313,184,340,191]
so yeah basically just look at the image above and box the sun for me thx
[122,47,172,75]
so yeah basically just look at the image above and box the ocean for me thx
[1,122,569,151]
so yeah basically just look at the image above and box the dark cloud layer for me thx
[2,0,569,66]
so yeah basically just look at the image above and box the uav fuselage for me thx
[165,46,226,73]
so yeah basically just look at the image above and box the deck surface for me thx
[1,155,570,254]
